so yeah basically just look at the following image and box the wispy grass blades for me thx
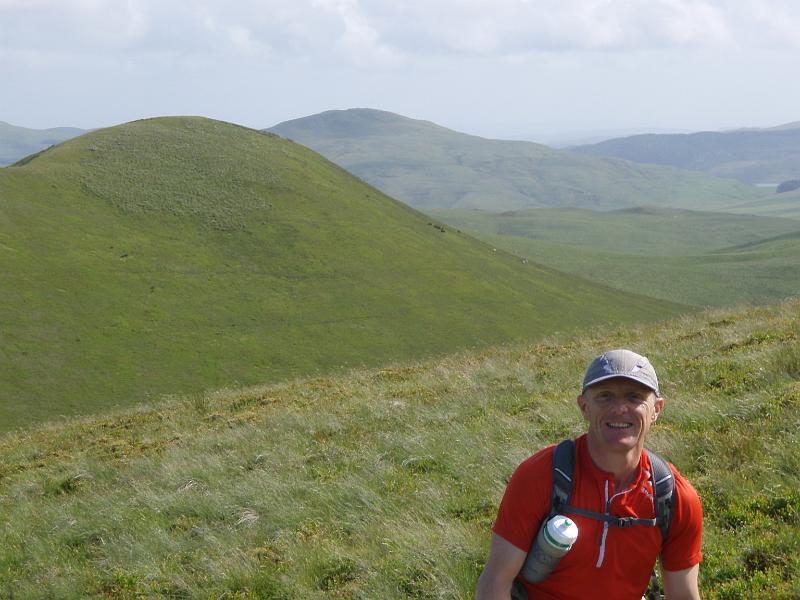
[0,299,798,597]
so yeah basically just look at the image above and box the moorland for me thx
[0,116,681,431]
[0,299,797,598]
[427,206,800,308]
[1,110,798,599]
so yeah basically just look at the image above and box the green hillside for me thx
[570,126,800,185]
[0,120,84,166]
[428,206,800,256]
[266,109,759,212]
[429,207,800,308]
[726,188,800,220]
[0,299,797,598]
[0,117,685,431]
[717,230,800,255]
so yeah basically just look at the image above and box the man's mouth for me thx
[606,422,633,429]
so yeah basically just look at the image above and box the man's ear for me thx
[577,394,589,419]
[653,396,664,421]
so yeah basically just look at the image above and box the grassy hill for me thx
[570,127,800,185]
[428,207,800,308]
[428,206,800,256]
[0,299,797,598]
[0,120,84,166]
[0,116,686,431]
[725,188,800,220]
[266,109,759,212]
[716,231,800,256]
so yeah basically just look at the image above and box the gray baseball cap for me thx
[582,349,660,396]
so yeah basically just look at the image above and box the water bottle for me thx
[520,515,579,583]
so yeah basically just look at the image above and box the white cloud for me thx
[2,0,799,67]
[363,0,736,55]
[312,0,405,67]
[734,0,800,48]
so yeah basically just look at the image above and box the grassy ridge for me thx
[429,207,800,308]
[0,117,684,431]
[267,109,760,212]
[0,300,797,598]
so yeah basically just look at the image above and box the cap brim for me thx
[582,373,660,395]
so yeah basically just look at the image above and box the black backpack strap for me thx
[560,505,658,528]
[550,439,576,516]
[551,442,675,538]
[646,449,675,540]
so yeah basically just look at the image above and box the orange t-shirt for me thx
[493,435,703,600]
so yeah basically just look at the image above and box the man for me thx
[476,349,703,600]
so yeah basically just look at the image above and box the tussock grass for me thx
[1,300,798,598]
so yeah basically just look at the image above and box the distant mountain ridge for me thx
[729,121,800,132]
[0,120,84,166]
[267,108,759,212]
[571,125,800,184]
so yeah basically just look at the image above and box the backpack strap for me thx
[550,440,675,539]
[559,505,659,528]
[645,449,675,540]
[550,439,576,517]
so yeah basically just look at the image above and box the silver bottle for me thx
[520,515,579,583]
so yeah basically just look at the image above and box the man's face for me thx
[577,377,663,455]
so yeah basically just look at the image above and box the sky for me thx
[2,0,800,143]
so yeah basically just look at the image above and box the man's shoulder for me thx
[668,462,702,505]
[514,443,556,474]
[507,441,560,489]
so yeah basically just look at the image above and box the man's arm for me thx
[475,533,527,600]
[662,564,700,600]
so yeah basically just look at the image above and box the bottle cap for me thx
[544,515,579,550]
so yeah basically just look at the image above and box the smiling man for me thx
[476,349,703,600]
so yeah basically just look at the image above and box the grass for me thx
[0,116,685,431]
[429,207,800,308]
[427,206,800,256]
[267,109,761,212]
[726,188,800,220]
[0,299,797,598]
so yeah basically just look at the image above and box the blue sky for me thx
[2,0,799,142]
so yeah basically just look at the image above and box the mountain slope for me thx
[571,127,800,185]
[0,120,84,166]
[267,109,759,212]
[0,117,685,430]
